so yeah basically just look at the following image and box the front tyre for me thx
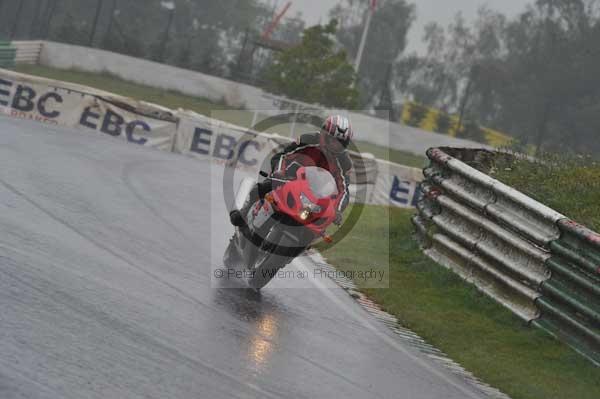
[247,227,308,290]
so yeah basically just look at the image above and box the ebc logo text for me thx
[0,79,63,122]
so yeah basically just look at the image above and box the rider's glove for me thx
[334,211,343,226]
[271,170,284,180]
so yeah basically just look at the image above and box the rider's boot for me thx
[229,180,274,227]
[229,184,260,227]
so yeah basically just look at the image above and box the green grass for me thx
[317,205,600,399]
[493,154,600,231]
[14,65,229,113]
[351,140,427,168]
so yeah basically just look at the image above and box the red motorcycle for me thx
[224,165,339,290]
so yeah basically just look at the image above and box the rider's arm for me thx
[337,172,351,213]
[336,153,353,213]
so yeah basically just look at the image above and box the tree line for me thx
[272,0,600,155]
[395,0,600,155]
[1,0,599,154]
[0,0,281,76]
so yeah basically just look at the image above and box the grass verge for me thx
[351,140,427,168]
[317,205,600,399]
[492,154,600,231]
[14,64,238,113]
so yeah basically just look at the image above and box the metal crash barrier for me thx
[0,41,16,68]
[413,147,600,365]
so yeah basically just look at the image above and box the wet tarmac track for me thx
[0,116,485,398]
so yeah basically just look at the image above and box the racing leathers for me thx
[271,132,352,216]
[231,132,353,227]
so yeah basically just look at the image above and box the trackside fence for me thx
[0,41,16,68]
[0,40,41,68]
[413,147,600,366]
[0,68,423,209]
[13,40,43,64]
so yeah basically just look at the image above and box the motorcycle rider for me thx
[229,115,354,228]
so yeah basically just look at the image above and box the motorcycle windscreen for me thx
[305,167,338,199]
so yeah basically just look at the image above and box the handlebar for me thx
[259,170,291,184]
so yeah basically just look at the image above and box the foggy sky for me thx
[286,0,530,54]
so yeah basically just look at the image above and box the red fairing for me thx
[270,167,338,235]
[277,145,346,212]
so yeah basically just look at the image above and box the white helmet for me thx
[322,115,354,148]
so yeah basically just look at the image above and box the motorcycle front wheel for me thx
[247,225,312,290]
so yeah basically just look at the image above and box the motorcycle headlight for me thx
[299,192,322,213]
[299,208,311,221]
